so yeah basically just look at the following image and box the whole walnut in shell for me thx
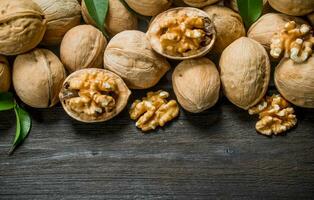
[0,56,11,92]
[60,25,107,73]
[219,37,271,110]
[104,30,170,89]
[32,0,81,46]
[248,13,307,51]
[268,0,314,16]
[124,0,172,16]
[13,49,66,108]
[224,0,268,12]
[81,0,138,37]
[275,57,314,108]
[59,68,131,123]
[183,0,220,8]
[0,0,47,56]
[203,5,246,54]
[172,57,220,113]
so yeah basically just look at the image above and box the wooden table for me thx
[1,69,314,199]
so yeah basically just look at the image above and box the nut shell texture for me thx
[0,56,11,92]
[60,25,107,73]
[183,0,220,8]
[104,30,170,89]
[81,0,138,36]
[275,57,314,108]
[203,5,245,54]
[33,0,81,46]
[268,0,314,16]
[124,0,172,16]
[0,0,47,55]
[13,49,66,108]
[219,37,271,110]
[172,57,220,113]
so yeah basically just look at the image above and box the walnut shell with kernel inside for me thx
[147,7,216,60]
[59,68,131,123]
[0,0,47,55]
[0,56,11,92]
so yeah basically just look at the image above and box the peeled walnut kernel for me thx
[130,91,179,132]
[59,69,130,123]
[270,21,314,63]
[249,94,297,136]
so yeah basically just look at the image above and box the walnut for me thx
[183,0,220,8]
[59,69,131,123]
[0,56,10,92]
[270,21,314,63]
[249,94,297,136]
[124,0,172,16]
[130,91,179,132]
[268,0,314,16]
[147,7,216,60]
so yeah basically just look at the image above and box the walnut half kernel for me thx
[249,94,297,136]
[130,91,180,132]
[59,69,131,123]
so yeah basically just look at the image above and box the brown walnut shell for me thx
[147,7,216,60]
[248,13,307,51]
[172,57,220,113]
[0,0,47,55]
[219,37,271,110]
[268,0,314,16]
[13,49,66,108]
[0,56,11,92]
[104,30,170,89]
[60,25,107,73]
[59,68,131,123]
[183,0,220,8]
[32,0,81,46]
[224,0,268,12]
[275,57,314,108]
[124,0,172,16]
[81,0,138,37]
[203,5,245,54]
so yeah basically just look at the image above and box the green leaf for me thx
[84,0,110,38]
[0,92,15,111]
[118,0,151,24]
[237,0,263,28]
[9,104,31,155]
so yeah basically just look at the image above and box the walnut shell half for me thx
[59,68,131,123]
[268,0,314,16]
[0,0,47,55]
[147,7,216,60]
[219,37,271,110]
[275,57,314,108]
[0,56,11,92]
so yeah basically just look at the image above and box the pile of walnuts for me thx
[1,0,314,135]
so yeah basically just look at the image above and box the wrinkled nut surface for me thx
[147,7,216,60]
[275,57,314,108]
[125,0,172,16]
[249,94,297,136]
[33,0,81,46]
[13,49,66,108]
[172,57,220,113]
[270,21,314,63]
[104,30,170,89]
[81,0,138,36]
[268,0,314,16]
[0,0,47,55]
[183,0,220,8]
[248,13,307,51]
[0,56,10,92]
[203,5,245,53]
[219,37,271,110]
[60,25,107,73]
[130,91,179,132]
[59,69,131,123]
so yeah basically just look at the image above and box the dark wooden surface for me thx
[0,68,314,200]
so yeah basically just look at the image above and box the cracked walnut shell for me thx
[147,7,216,60]
[268,0,314,16]
[219,37,271,110]
[124,0,172,16]
[59,68,131,123]
[13,49,66,108]
[0,56,10,92]
[249,94,297,136]
[104,30,170,89]
[130,91,179,132]
[172,57,220,113]
[0,0,47,55]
